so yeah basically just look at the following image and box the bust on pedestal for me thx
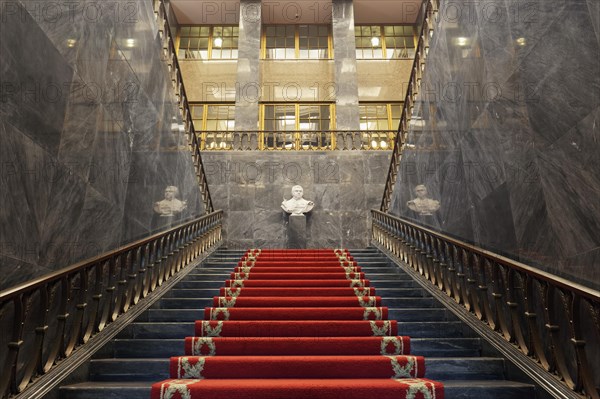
[281,185,314,248]
[407,184,440,225]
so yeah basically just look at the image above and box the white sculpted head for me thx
[407,184,440,216]
[281,185,314,215]
[291,185,304,200]
[154,185,187,216]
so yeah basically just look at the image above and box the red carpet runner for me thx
[151,249,444,399]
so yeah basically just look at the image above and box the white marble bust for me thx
[407,184,440,216]
[281,185,314,215]
[154,186,187,217]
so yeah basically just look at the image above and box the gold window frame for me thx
[190,103,236,150]
[177,25,239,60]
[259,103,336,150]
[262,25,332,60]
[355,25,416,60]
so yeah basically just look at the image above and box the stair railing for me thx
[371,209,600,399]
[0,211,223,399]
[380,0,440,212]
[153,0,214,213]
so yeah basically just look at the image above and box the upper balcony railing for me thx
[197,130,396,151]
[380,0,440,212]
[153,0,214,213]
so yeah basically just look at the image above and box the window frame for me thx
[177,25,240,60]
[262,24,333,60]
[354,24,417,60]
[260,103,336,150]
[190,103,236,150]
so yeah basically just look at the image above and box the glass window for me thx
[178,26,239,60]
[355,25,416,59]
[264,25,331,60]
[262,104,334,149]
[190,104,235,149]
[359,103,401,149]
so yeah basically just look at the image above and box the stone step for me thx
[151,297,440,309]
[88,357,505,381]
[59,380,534,399]
[138,307,457,323]
[173,279,422,289]
[116,320,469,340]
[163,287,429,299]
[101,337,482,359]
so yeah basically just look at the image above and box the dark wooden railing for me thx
[0,211,223,398]
[380,0,440,212]
[153,0,214,213]
[371,210,600,399]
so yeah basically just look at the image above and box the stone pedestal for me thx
[288,214,307,249]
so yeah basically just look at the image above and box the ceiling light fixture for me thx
[213,37,223,48]
[370,36,380,47]
[456,37,468,46]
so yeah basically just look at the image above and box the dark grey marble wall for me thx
[0,0,203,290]
[389,0,600,289]
[202,151,390,249]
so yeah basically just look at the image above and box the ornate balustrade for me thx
[371,210,600,399]
[381,0,440,212]
[0,211,223,398]
[198,130,396,151]
[153,0,214,212]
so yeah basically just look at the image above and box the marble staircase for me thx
[58,248,535,399]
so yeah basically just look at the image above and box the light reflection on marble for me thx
[234,0,262,132]
[332,0,360,131]
[0,0,204,290]
[390,0,600,289]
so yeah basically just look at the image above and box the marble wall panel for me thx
[234,0,262,131]
[202,151,389,248]
[0,2,74,157]
[332,0,360,130]
[390,0,600,289]
[0,0,204,290]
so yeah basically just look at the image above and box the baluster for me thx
[65,271,87,355]
[478,258,496,329]
[468,254,483,319]
[82,264,102,342]
[97,260,114,331]
[42,280,64,372]
[544,286,576,389]
[572,296,600,399]
[507,270,530,355]
[15,290,45,392]
[0,296,24,397]
[457,249,471,310]
[525,277,552,371]
[492,263,512,341]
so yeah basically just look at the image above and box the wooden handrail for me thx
[371,209,600,399]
